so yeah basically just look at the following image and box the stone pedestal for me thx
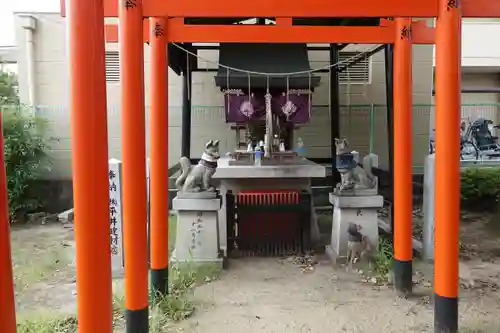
[325,193,384,265]
[171,197,223,267]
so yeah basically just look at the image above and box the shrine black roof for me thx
[214,43,321,90]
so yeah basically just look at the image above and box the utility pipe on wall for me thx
[20,16,37,112]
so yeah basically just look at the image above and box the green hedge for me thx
[3,108,55,221]
[461,167,500,211]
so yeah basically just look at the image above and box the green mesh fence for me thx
[361,103,500,169]
[28,103,500,169]
[190,103,500,169]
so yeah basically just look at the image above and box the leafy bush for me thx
[461,167,500,211]
[0,70,19,105]
[3,106,55,221]
[374,236,394,279]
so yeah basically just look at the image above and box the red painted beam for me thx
[411,20,435,45]
[462,0,500,18]
[60,0,500,18]
[104,20,435,44]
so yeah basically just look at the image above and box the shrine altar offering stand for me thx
[214,156,326,258]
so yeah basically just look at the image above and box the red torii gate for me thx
[103,18,436,44]
[1,0,499,333]
[60,0,500,17]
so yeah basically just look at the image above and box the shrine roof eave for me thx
[167,44,184,75]
[214,43,322,91]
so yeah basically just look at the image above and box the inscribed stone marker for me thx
[108,158,124,276]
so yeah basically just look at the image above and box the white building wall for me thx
[462,20,500,68]
[431,19,500,69]
[461,73,500,104]
[14,12,434,179]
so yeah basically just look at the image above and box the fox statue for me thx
[175,140,221,193]
[334,138,378,191]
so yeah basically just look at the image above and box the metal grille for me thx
[226,190,311,257]
[339,51,371,84]
[105,51,120,82]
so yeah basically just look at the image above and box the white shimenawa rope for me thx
[247,72,251,104]
[171,43,382,77]
[346,65,352,129]
[328,65,332,118]
[186,52,191,100]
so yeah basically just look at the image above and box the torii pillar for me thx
[434,0,461,332]
[118,0,149,331]
[149,17,170,297]
[0,107,17,333]
[393,17,414,295]
[67,0,114,332]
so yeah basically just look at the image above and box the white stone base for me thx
[325,245,341,266]
[70,240,125,278]
[172,197,222,264]
[170,250,223,269]
[326,193,383,264]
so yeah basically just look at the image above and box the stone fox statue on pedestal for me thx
[176,140,220,193]
[334,138,378,191]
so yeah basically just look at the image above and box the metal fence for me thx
[7,102,500,168]
[321,103,500,169]
[13,102,500,129]
[338,103,500,154]
[189,102,500,155]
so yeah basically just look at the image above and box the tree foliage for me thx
[1,68,55,221]
[0,69,19,105]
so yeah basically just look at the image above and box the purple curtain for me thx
[224,90,266,123]
[224,90,311,124]
[272,92,311,124]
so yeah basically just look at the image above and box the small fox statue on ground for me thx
[346,222,374,272]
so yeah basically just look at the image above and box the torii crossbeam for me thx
[0,0,493,333]
[59,0,500,18]
[103,19,436,44]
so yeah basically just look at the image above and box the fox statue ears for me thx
[205,140,220,149]
[334,138,349,147]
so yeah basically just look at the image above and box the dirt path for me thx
[10,223,77,317]
[172,257,500,333]
[10,216,500,332]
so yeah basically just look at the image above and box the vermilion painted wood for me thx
[60,0,500,18]
[104,20,435,44]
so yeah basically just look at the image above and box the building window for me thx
[105,51,120,82]
[339,51,371,84]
